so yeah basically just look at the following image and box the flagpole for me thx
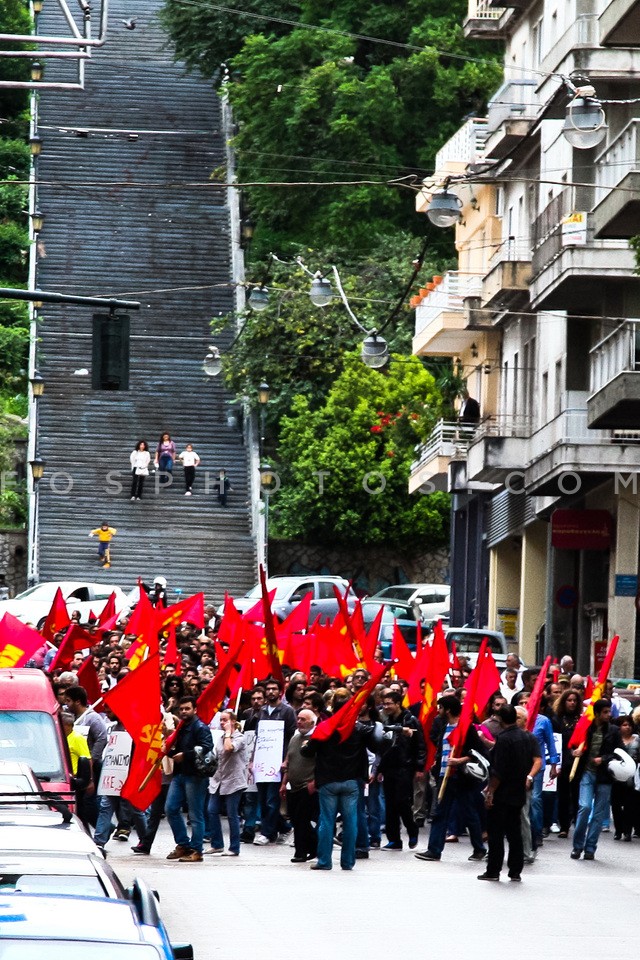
[437,749,455,802]
[234,686,243,715]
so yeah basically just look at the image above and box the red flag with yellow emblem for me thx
[418,621,451,768]
[0,613,47,668]
[41,587,71,642]
[103,653,163,811]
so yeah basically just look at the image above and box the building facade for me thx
[412,0,640,676]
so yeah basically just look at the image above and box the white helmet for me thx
[153,576,167,588]
[465,749,491,781]
[608,747,636,783]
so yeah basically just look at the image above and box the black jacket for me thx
[170,715,213,777]
[577,720,622,784]
[378,709,426,775]
[300,721,377,788]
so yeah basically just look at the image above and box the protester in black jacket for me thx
[378,690,426,850]
[165,696,213,862]
[571,698,622,861]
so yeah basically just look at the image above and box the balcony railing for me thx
[414,271,483,338]
[539,14,599,75]
[595,119,640,194]
[590,321,640,394]
[486,79,538,134]
[467,0,506,19]
[488,236,532,269]
[411,419,475,473]
[435,118,488,171]
[528,391,640,463]
[472,415,532,440]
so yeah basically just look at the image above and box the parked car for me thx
[360,598,423,660]
[0,669,73,796]
[0,581,129,630]
[369,583,450,623]
[445,628,508,669]
[232,575,357,625]
[0,889,193,959]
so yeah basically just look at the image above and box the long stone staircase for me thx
[31,0,257,601]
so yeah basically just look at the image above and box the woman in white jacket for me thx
[206,710,247,856]
[129,440,151,501]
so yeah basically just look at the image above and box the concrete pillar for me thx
[519,521,547,666]
[608,487,640,678]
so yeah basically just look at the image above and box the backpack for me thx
[193,744,218,778]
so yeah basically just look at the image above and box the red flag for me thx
[162,625,181,675]
[312,662,387,743]
[157,592,205,632]
[418,621,450,768]
[584,676,595,700]
[77,657,103,707]
[258,565,283,683]
[0,614,48,668]
[197,635,244,724]
[569,635,619,749]
[276,592,312,646]
[97,591,118,628]
[126,588,159,668]
[331,585,365,664]
[47,624,94,673]
[217,593,244,647]
[242,589,276,623]
[526,656,551,732]
[103,653,163,811]
[448,640,500,752]
[391,622,414,682]
[41,587,71,642]
[362,605,385,665]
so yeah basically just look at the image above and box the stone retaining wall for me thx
[0,529,27,597]
[269,541,450,595]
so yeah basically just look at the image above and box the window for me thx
[0,712,65,781]
[317,582,337,600]
[555,359,563,416]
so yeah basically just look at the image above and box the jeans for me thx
[94,796,147,847]
[165,774,209,854]
[242,790,259,830]
[317,780,359,870]
[530,770,544,847]
[367,779,384,844]
[140,783,168,851]
[356,781,369,852]
[208,789,243,854]
[573,770,612,854]
[428,778,485,856]
[256,782,287,841]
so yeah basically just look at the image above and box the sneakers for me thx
[185,491,192,496]
[509,875,522,882]
[205,847,224,855]
[179,850,203,862]
[414,850,440,861]
[355,850,369,859]
[570,849,581,860]
[114,828,130,841]
[468,850,487,861]
[558,831,568,839]
[131,844,150,855]
[550,823,560,834]
[166,845,190,860]
[408,836,419,850]
[253,834,272,845]
[221,852,239,857]
[477,872,499,882]
[369,839,381,849]
[276,831,292,844]
[382,842,402,850]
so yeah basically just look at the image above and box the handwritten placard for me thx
[253,720,284,783]
[98,730,132,796]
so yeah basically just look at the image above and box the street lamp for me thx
[361,334,389,369]
[427,189,463,228]
[31,62,43,82]
[29,135,43,157]
[29,455,45,484]
[202,345,222,377]
[309,274,333,307]
[248,286,269,311]
[260,461,274,576]
[563,86,608,149]
[258,380,270,448]
[31,209,44,233]
[29,370,45,397]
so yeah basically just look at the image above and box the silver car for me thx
[232,575,357,625]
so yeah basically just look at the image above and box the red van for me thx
[0,668,73,795]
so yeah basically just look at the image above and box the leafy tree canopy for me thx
[271,354,449,545]
[162,0,501,256]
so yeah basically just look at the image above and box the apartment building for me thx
[411,0,640,676]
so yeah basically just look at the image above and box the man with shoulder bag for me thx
[165,695,214,863]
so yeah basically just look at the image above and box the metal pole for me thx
[263,487,269,578]
[0,288,140,309]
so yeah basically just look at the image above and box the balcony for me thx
[482,237,531,309]
[413,272,483,356]
[600,0,640,46]
[464,0,513,39]
[434,118,488,173]
[484,80,538,160]
[409,420,474,494]
[588,321,640,428]
[530,188,638,311]
[525,391,640,495]
[593,120,640,239]
[467,416,530,483]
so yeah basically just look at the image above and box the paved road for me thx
[108,822,639,958]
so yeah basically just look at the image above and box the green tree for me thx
[271,355,449,545]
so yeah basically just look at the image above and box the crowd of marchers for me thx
[17,585,635,882]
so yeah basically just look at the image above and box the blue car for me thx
[0,886,193,960]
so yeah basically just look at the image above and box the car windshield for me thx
[361,602,416,623]
[447,632,503,655]
[13,585,58,602]
[0,712,65,781]
[0,945,159,960]
[375,587,416,602]
[244,583,292,600]
[0,876,105,896]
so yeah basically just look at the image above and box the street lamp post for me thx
[258,381,270,450]
[260,461,273,577]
